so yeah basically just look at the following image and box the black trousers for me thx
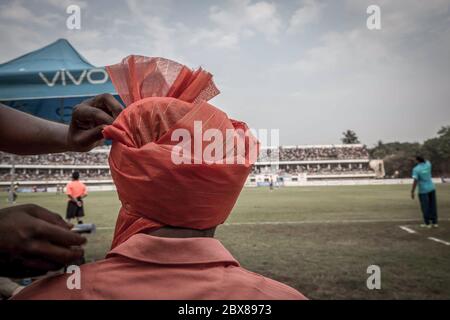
[66,199,84,220]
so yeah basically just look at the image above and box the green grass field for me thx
[2,184,450,299]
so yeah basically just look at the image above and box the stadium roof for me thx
[0,39,117,123]
[0,39,95,75]
[0,38,115,100]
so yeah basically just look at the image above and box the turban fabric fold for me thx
[103,56,258,249]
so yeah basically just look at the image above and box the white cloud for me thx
[242,1,282,37]
[191,0,282,49]
[288,0,323,34]
[293,29,392,75]
[0,23,45,63]
[45,0,87,9]
[294,0,450,76]
[345,0,450,36]
[0,0,61,27]
[210,1,281,36]
[189,29,240,49]
[284,0,450,144]
[0,0,448,145]
[80,47,131,67]
[124,0,181,59]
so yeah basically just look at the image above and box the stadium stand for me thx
[256,144,375,171]
[0,147,112,191]
[0,144,383,190]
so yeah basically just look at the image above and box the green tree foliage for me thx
[369,126,450,178]
[422,126,450,176]
[341,130,360,144]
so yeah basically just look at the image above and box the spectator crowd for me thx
[257,145,369,162]
[253,163,373,175]
[0,169,112,182]
[0,149,109,166]
[1,145,373,182]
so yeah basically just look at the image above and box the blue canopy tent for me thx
[0,38,117,123]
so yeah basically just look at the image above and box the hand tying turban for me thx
[103,56,258,248]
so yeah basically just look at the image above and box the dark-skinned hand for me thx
[67,93,123,152]
[0,204,86,278]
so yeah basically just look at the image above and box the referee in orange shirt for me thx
[65,171,88,225]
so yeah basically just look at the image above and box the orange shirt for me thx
[65,180,87,199]
[12,234,307,300]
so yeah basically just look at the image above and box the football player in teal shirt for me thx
[411,156,438,228]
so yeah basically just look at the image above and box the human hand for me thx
[0,204,87,278]
[67,93,123,152]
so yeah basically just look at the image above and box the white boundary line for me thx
[399,226,417,234]
[96,221,450,247]
[223,218,446,226]
[397,225,450,247]
[428,237,450,246]
[96,218,450,230]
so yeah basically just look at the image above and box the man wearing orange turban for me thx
[13,56,306,300]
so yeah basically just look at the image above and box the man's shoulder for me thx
[232,267,307,300]
[12,262,101,300]
[413,162,426,172]
[12,272,73,300]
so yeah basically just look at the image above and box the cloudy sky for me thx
[0,0,449,146]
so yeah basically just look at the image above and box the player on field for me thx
[65,171,87,225]
[411,156,438,228]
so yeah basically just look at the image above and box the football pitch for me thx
[2,184,450,299]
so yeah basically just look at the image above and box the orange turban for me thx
[103,56,258,248]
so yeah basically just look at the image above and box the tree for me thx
[368,126,450,178]
[341,130,360,144]
[422,126,450,176]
